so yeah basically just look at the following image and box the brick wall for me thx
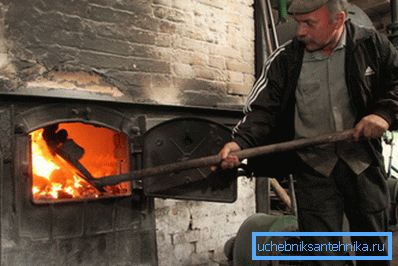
[155,177,255,265]
[1,0,255,107]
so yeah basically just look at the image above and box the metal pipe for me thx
[254,0,268,74]
[266,0,280,48]
[259,0,274,54]
[278,0,288,22]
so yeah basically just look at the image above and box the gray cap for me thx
[288,0,328,14]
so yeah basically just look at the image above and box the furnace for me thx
[30,122,131,203]
[0,96,241,264]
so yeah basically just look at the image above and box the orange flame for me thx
[30,123,131,203]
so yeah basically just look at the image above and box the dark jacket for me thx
[233,21,398,178]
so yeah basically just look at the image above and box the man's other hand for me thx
[210,141,242,171]
[353,114,389,141]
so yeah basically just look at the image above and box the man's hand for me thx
[353,114,389,141]
[210,141,242,171]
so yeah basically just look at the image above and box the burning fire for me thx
[31,123,131,203]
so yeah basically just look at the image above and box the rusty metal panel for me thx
[142,117,237,203]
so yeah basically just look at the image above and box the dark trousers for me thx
[295,160,390,266]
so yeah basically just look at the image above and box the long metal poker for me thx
[92,129,355,188]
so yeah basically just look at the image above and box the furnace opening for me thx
[30,122,131,203]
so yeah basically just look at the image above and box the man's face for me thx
[293,5,338,52]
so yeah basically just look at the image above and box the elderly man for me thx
[216,0,398,265]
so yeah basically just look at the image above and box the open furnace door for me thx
[142,117,237,203]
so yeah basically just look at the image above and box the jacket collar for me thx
[345,19,373,51]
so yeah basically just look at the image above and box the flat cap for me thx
[288,0,328,14]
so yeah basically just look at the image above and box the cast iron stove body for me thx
[0,94,241,265]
